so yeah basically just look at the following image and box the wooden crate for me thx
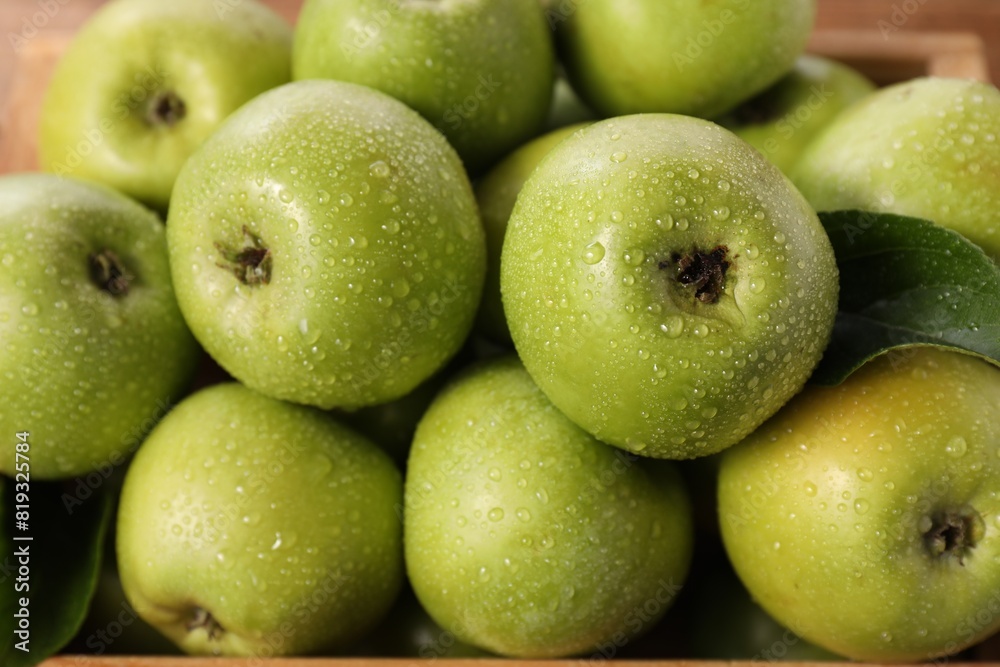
[1,26,996,667]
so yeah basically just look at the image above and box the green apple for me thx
[117,383,403,656]
[716,55,875,174]
[501,115,839,459]
[292,0,555,175]
[0,174,199,479]
[719,348,1000,661]
[405,357,693,657]
[554,0,816,119]
[475,123,588,344]
[167,80,486,410]
[38,0,292,212]
[793,77,1000,259]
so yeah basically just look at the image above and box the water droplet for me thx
[488,467,502,481]
[804,482,817,497]
[857,468,874,481]
[611,151,627,163]
[370,161,390,178]
[583,242,606,264]
[854,499,870,515]
[660,316,684,338]
[516,508,531,522]
[487,507,504,522]
[946,436,968,457]
[749,279,766,294]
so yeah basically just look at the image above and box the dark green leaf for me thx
[1,477,113,667]
[812,210,1000,385]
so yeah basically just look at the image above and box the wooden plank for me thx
[808,30,991,84]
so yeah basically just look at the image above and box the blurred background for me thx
[1,0,998,98]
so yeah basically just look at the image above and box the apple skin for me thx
[501,115,839,459]
[167,80,486,410]
[0,174,199,479]
[293,0,554,175]
[719,348,1000,662]
[405,357,693,658]
[38,0,292,212]
[793,77,1000,259]
[554,0,816,119]
[475,123,589,344]
[716,55,875,175]
[117,383,403,657]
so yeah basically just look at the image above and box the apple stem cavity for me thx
[147,90,187,128]
[187,607,225,641]
[923,506,986,565]
[215,226,273,286]
[88,249,131,296]
[661,246,730,304]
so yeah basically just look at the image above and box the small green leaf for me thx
[812,210,1000,386]
[0,479,112,667]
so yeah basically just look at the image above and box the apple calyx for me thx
[147,90,187,128]
[88,249,131,296]
[661,246,730,304]
[923,506,986,565]
[215,226,272,286]
[187,607,225,641]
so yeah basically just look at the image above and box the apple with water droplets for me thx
[501,114,839,460]
[554,0,816,119]
[39,0,293,212]
[793,77,1000,259]
[117,383,403,656]
[293,0,555,175]
[719,348,1000,661]
[0,174,199,479]
[405,357,693,657]
[167,80,486,410]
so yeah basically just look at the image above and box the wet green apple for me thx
[793,77,1000,259]
[38,0,292,211]
[719,348,1000,661]
[293,0,554,175]
[475,123,588,344]
[167,80,485,410]
[0,174,199,479]
[555,0,816,118]
[716,55,875,174]
[117,383,403,656]
[405,357,693,657]
[501,115,839,459]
